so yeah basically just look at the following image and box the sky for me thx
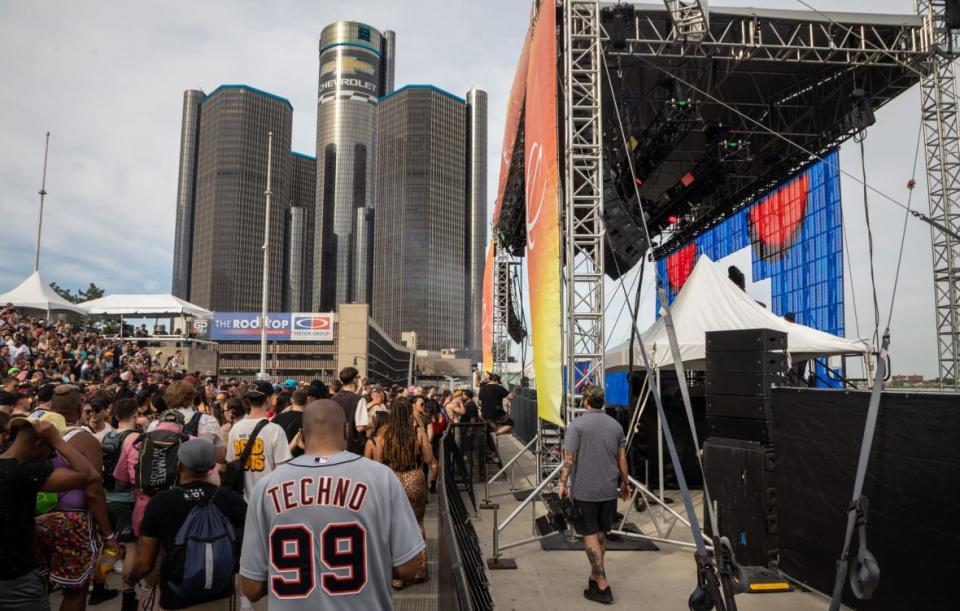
[0,0,942,377]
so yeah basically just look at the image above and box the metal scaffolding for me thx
[492,243,511,376]
[563,0,606,429]
[917,0,960,390]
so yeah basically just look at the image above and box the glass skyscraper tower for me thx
[313,21,395,311]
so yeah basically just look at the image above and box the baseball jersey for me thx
[239,452,426,610]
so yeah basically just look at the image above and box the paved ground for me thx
[472,434,833,611]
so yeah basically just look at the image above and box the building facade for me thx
[178,85,293,312]
[373,85,486,352]
[312,21,395,311]
[286,152,316,311]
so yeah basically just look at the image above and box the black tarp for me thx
[772,388,960,610]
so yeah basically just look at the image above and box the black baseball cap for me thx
[245,380,274,399]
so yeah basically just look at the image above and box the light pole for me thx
[257,132,274,382]
[34,131,50,273]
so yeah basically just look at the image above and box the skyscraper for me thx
[372,85,487,351]
[465,88,488,353]
[171,89,204,300]
[286,152,316,311]
[313,21,395,311]
[176,85,293,312]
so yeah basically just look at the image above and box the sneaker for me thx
[583,585,614,604]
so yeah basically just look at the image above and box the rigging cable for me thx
[859,136,882,348]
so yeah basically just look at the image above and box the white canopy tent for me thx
[79,294,212,318]
[606,256,871,371]
[0,271,87,316]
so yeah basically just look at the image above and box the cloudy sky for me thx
[0,0,942,376]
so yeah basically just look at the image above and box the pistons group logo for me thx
[290,313,334,341]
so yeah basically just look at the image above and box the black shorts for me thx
[106,500,135,540]
[573,498,617,536]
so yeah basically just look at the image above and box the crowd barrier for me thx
[437,427,494,611]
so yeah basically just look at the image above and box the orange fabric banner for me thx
[481,241,495,375]
[492,14,533,228]
[524,2,562,426]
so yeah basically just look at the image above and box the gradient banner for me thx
[492,15,533,227]
[524,2,562,426]
[481,241,495,374]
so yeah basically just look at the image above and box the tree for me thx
[49,282,105,304]
[79,283,104,302]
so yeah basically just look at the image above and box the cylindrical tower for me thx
[171,89,204,299]
[287,206,305,311]
[381,29,396,95]
[313,21,383,310]
[466,88,488,353]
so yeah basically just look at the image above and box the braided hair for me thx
[381,396,419,471]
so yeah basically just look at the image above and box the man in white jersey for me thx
[239,399,424,610]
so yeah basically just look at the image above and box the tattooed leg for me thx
[583,534,608,589]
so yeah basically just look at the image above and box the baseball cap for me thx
[0,391,16,406]
[7,367,20,376]
[178,439,215,472]
[10,409,67,434]
[283,379,297,389]
[246,380,274,399]
[158,409,186,425]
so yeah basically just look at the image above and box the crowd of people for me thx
[0,307,517,611]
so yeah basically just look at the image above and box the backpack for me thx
[101,430,135,492]
[221,419,270,494]
[165,489,237,602]
[134,429,188,496]
[182,412,202,437]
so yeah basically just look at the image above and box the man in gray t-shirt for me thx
[559,386,630,605]
[239,400,425,610]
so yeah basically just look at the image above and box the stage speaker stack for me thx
[703,328,786,568]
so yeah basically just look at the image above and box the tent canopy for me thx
[0,271,87,315]
[80,294,212,318]
[606,256,870,371]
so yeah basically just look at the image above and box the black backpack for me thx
[101,429,135,492]
[182,412,202,437]
[221,419,270,494]
[134,429,188,496]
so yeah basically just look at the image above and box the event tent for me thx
[0,271,88,315]
[79,294,212,318]
[605,256,870,371]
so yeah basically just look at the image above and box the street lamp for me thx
[256,132,274,382]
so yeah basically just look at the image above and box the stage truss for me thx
[917,0,960,391]
[492,243,511,376]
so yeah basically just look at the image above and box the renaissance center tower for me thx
[313,21,395,310]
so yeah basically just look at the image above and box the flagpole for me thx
[35,131,50,272]
[258,132,273,381]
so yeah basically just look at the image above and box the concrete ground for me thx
[472,434,832,611]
